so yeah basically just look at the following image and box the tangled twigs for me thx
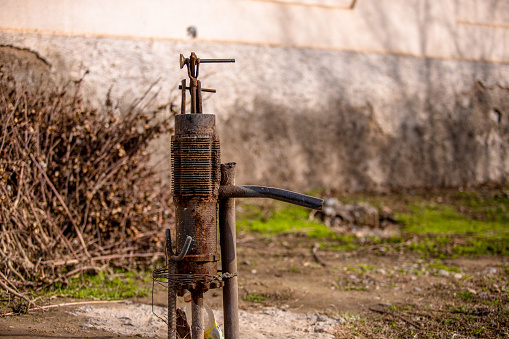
[0,70,176,300]
[0,277,30,304]
[2,299,128,316]
[14,127,89,258]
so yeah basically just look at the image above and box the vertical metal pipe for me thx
[197,80,203,113]
[191,291,204,339]
[167,262,177,339]
[180,79,186,114]
[166,229,177,339]
[190,79,197,113]
[219,162,239,339]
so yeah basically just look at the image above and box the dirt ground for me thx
[1,232,508,338]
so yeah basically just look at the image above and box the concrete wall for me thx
[1,0,508,191]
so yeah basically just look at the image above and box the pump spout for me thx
[219,185,323,210]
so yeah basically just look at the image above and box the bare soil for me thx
[1,233,508,338]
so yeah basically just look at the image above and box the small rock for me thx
[414,287,422,292]
[314,327,326,333]
[322,206,337,217]
[479,292,489,299]
[306,314,315,322]
[486,268,497,274]
[262,308,278,316]
[379,302,392,307]
[324,197,340,208]
[438,269,450,277]
[348,275,357,280]
[335,316,346,324]
[351,202,379,227]
[250,269,257,274]
[243,260,251,266]
[453,273,463,279]
[316,315,329,322]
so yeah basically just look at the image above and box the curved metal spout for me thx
[219,185,323,210]
[171,236,192,262]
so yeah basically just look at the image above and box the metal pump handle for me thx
[179,52,235,114]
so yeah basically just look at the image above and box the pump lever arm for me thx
[219,185,323,210]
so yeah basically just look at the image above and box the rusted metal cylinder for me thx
[175,201,218,277]
[171,114,221,290]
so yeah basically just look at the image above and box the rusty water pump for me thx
[163,52,323,339]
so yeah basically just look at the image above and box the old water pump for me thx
[159,52,323,339]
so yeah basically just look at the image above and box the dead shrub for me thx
[0,69,175,299]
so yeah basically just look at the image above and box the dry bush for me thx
[0,69,175,299]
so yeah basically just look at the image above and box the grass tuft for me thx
[47,270,150,300]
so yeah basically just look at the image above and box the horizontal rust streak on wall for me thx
[1,27,509,65]
[243,0,357,10]
[456,19,509,30]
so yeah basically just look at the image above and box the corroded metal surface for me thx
[165,52,324,339]
[166,53,235,339]
[179,52,235,114]
[171,114,221,291]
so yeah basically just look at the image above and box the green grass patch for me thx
[357,264,375,272]
[237,202,336,238]
[449,304,474,313]
[321,235,362,251]
[452,235,509,256]
[429,261,461,273]
[388,304,414,312]
[396,191,509,256]
[457,290,476,301]
[244,292,267,303]
[397,202,508,235]
[237,188,509,257]
[47,270,150,300]
[451,190,509,221]
[483,299,501,306]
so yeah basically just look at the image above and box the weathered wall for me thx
[1,0,508,191]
